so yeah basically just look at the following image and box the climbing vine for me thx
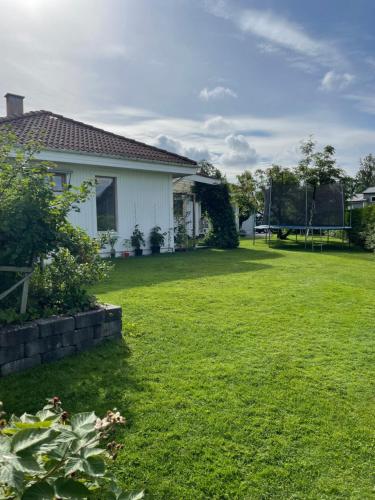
[193,161,239,249]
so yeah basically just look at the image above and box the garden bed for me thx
[0,304,122,376]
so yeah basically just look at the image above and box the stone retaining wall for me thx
[0,305,122,376]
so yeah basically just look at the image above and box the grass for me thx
[1,239,374,498]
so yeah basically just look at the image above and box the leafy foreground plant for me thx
[0,398,143,499]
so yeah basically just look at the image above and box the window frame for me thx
[95,175,118,233]
[51,172,67,193]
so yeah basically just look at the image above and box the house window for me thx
[51,173,66,192]
[96,176,117,231]
[174,196,184,218]
[371,196,375,203]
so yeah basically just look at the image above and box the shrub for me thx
[0,130,109,323]
[149,226,166,249]
[349,205,375,248]
[360,222,375,252]
[130,225,145,250]
[0,397,143,499]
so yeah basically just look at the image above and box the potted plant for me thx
[122,238,131,258]
[99,230,118,258]
[149,226,167,254]
[131,225,145,256]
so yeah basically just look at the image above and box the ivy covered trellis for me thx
[193,161,239,249]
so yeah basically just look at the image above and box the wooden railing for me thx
[0,266,33,314]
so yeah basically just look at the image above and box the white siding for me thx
[61,163,174,255]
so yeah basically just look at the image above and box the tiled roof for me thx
[0,110,197,167]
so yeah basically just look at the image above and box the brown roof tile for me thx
[0,110,197,167]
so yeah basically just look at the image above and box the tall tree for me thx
[355,154,375,192]
[232,170,257,225]
[297,137,344,186]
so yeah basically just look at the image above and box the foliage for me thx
[355,154,375,192]
[122,239,132,252]
[29,235,110,317]
[349,205,375,248]
[296,137,345,186]
[0,130,92,269]
[149,226,166,248]
[232,170,258,225]
[130,226,145,250]
[0,130,105,320]
[1,241,374,497]
[193,162,239,249]
[174,216,190,249]
[360,222,375,252]
[99,231,119,258]
[0,397,143,499]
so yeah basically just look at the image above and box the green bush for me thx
[360,222,375,252]
[349,205,375,248]
[0,130,109,324]
[29,230,110,317]
[0,398,143,499]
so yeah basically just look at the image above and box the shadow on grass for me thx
[95,247,284,292]
[0,340,142,423]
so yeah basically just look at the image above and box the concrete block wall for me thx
[0,305,122,376]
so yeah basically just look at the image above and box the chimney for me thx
[5,93,24,116]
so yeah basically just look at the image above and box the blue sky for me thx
[1,0,375,179]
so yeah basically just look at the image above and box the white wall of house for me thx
[57,162,175,255]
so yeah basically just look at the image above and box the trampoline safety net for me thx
[263,181,345,228]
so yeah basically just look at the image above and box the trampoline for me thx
[257,180,351,251]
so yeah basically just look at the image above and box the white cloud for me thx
[345,94,375,115]
[203,115,232,133]
[151,134,211,162]
[199,86,237,101]
[320,71,354,91]
[204,1,343,70]
[219,134,259,166]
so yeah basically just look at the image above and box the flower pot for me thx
[151,246,161,254]
[134,248,143,257]
[122,251,130,258]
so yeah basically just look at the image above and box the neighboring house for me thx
[348,187,375,210]
[1,93,197,255]
[173,174,240,238]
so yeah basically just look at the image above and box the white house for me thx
[0,93,198,255]
[348,186,375,210]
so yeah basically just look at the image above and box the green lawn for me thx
[1,240,374,498]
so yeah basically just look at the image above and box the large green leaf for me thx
[64,456,85,476]
[70,412,97,437]
[54,477,90,499]
[2,452,42,474]
[82,447,104,458]
[83,456,105,477]
[21,481,55,499]
[14,421,53,430]
[20,413,39,424]
[11,428,58,454]
[36,409,60,422]
[0,463,24,492]
[0,435,11,453]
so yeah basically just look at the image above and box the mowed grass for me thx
[1,239,374,498]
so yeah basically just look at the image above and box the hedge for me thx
[349,205,375,247]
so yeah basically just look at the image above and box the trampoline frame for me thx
[254,180,352,251]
